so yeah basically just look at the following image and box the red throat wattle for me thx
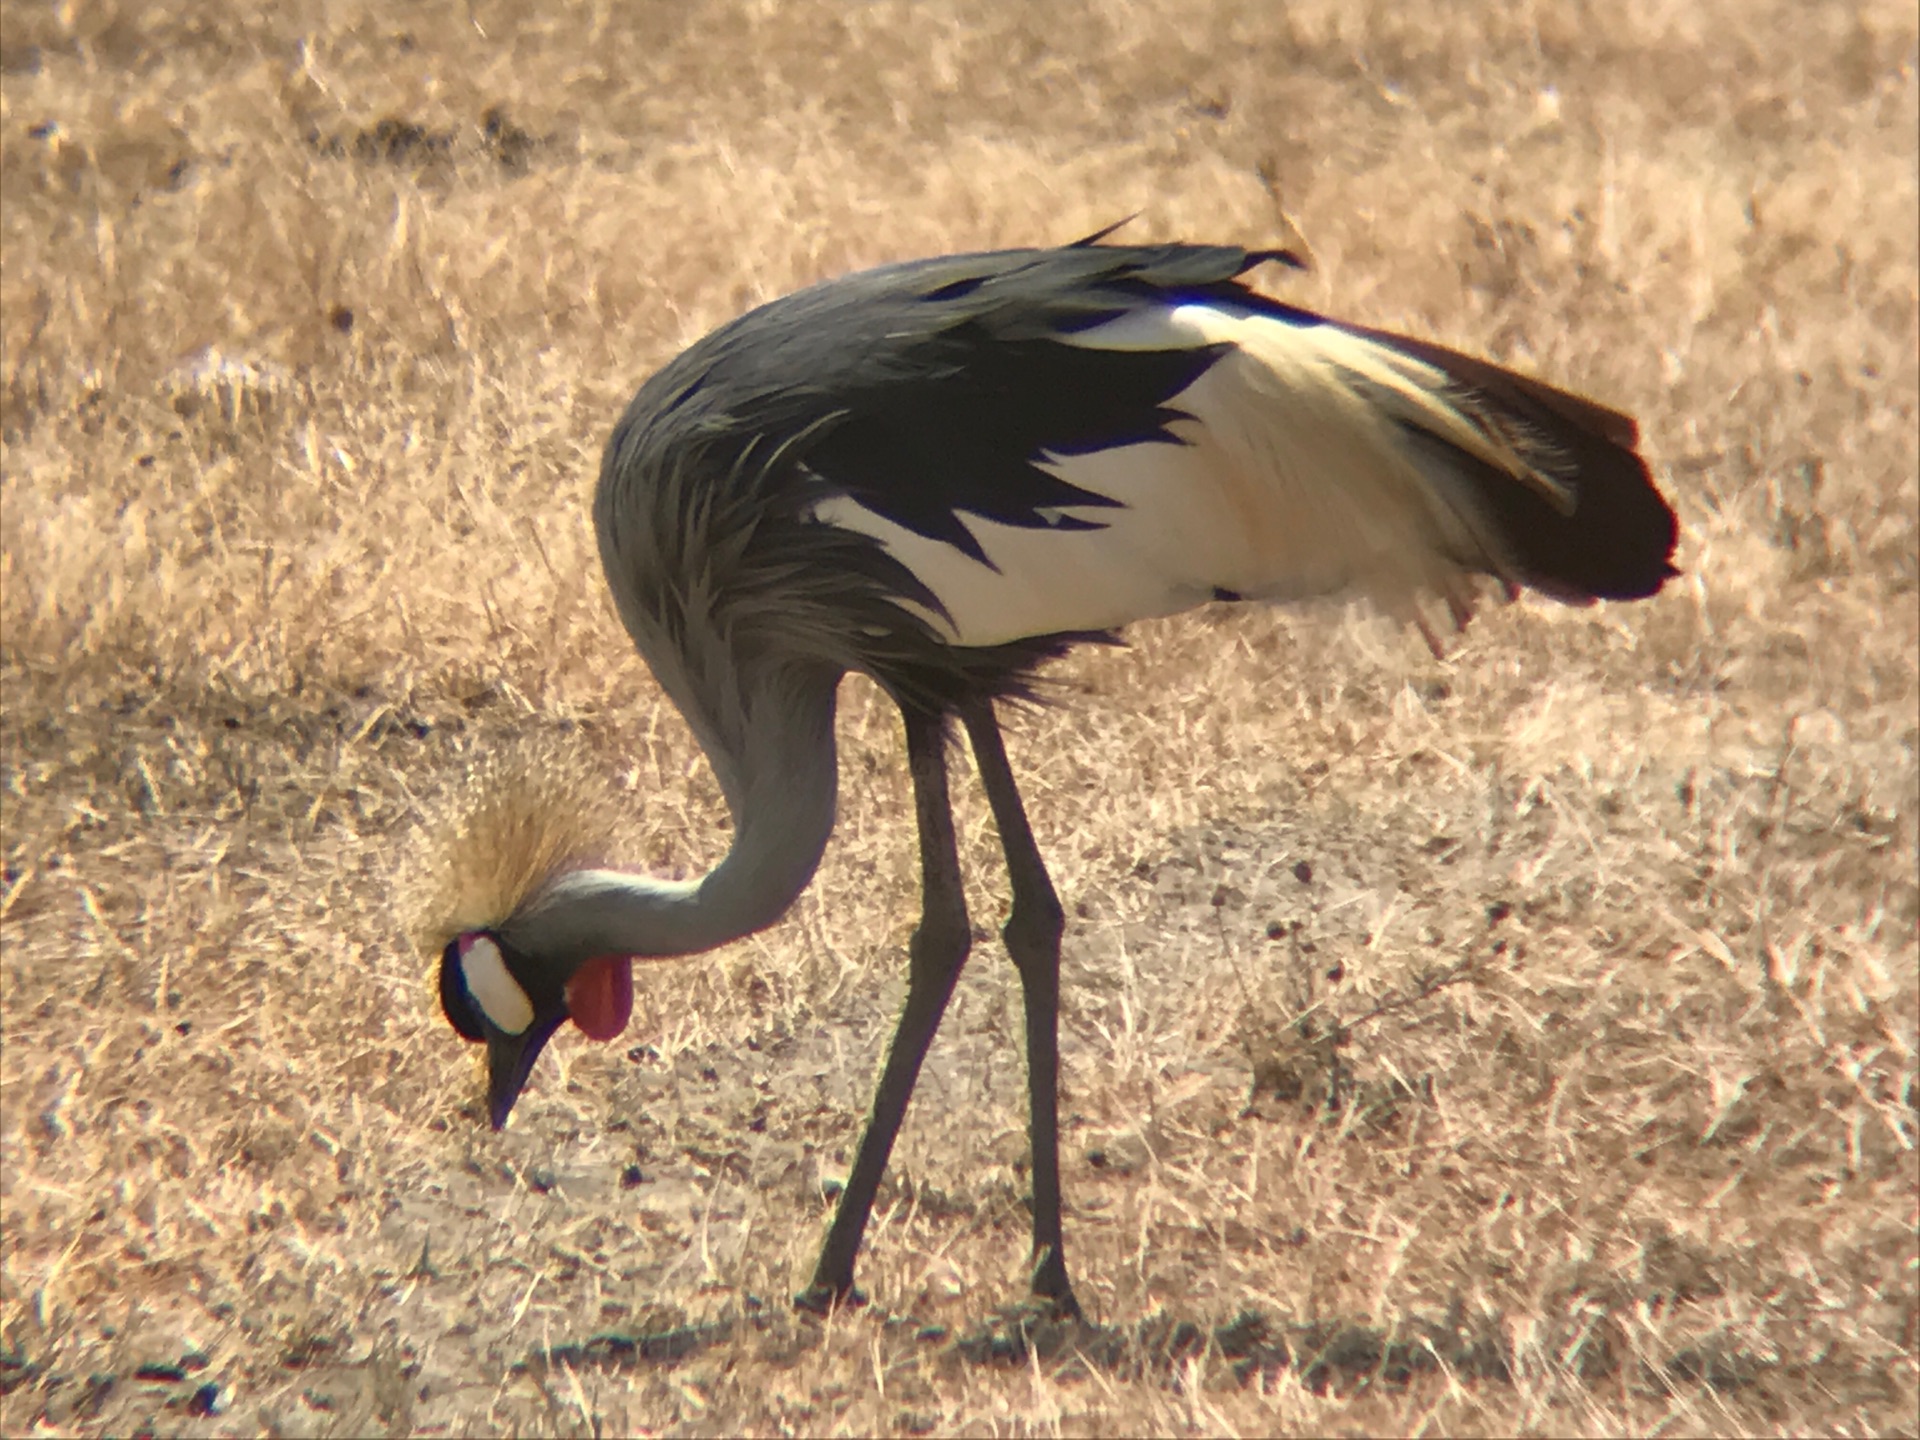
[565,956,634,1040]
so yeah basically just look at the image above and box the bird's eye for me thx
[439,937,487,1041]
[453,933,535,1035]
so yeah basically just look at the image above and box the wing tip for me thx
[1061,224,1310,279]
[1069,216,1141,247]
[1245,247,1310,274]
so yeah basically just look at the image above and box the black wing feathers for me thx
[805,336,1225,566]
[663,245,1279,567]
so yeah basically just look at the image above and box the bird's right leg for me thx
[962,701,1078,1319]
[797,706,971,1313]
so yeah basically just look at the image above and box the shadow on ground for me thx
[514,1298,1779,1403]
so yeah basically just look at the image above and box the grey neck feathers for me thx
[501,664,841,971]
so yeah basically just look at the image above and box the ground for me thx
[1,1,1916,1435]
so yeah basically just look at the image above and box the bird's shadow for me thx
[947,1302,1509,1394]
[516,1319,736,1376]
[514,1299,1768,1402]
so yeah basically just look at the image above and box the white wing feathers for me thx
[811,302,1596,650]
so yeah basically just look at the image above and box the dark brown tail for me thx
[1352,321,1680,603]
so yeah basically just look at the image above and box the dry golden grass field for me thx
[3,1,1917,1434]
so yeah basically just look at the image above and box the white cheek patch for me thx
[460,935,533,1035]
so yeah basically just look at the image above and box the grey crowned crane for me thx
[434,238,1678,1317]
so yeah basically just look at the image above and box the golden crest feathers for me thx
[402,733,630,960]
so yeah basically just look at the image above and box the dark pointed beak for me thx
[485,1009,567,1131]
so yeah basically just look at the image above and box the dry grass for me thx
[3,0,1916,1434]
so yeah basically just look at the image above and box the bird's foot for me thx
[1028,1253,1080,1322]
[793,1280,868,1317]
[1032,1286,1082,1323]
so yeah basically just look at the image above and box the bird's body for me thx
[435,239,1678,1316]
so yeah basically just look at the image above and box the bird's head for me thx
[437,928,633,1129]
[407,737,640,1131]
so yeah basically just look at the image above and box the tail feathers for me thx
[1341,322,1679,604]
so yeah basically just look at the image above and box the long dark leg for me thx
[797,706,971,1313]
[961,701,1078,1317]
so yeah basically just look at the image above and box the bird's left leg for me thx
[798,706,971,1313]
[962,701,1079,1319]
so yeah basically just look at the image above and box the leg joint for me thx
[1002,891,1064,962]
[909,896,972,982]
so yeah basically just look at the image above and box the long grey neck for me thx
[502,663,842,970]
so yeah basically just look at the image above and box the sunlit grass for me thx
[2,1,1915,1434]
